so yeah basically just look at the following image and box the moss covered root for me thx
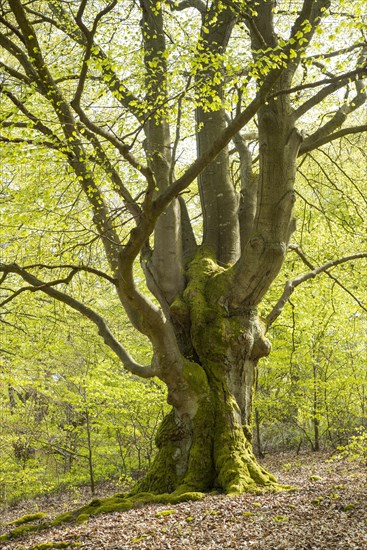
[6,512,47,526]
[0,513,49,542]
[0,492,207,543]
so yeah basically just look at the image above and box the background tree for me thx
[0,301,167,505]
[1,0,367,495]
[255,136,367,454]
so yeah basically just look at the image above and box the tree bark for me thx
[133,248,278,494]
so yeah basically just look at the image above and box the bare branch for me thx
[299,124,367,155]
[1,88,63,146]
[306,42,366,61]
[0,60,32,85]
[46,0,143,122]
[21,263,118,285]
[269,67,367,102]
[0,269,79,308]
[80,125,143,219]
[71,103,153,180]
[266,250,367,328]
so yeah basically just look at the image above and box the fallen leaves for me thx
[1,452,366,549]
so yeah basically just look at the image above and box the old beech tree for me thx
[1,0,367,494]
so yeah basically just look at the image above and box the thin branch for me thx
[299,124,367,155]
[72,0,118,108]
[0,135,57,149]
[266,250,367,328]
[0,269,79,308]
[0,88,62,145]
[0,60,32,85]
[46,0,143,122]
[270,67,367,101]
[305,42,366,61]
[21,263,118,285]
[70,102,152,178]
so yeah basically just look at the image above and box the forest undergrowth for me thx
[1,452,366,549]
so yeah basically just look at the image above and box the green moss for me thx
[273,515,289,522]
[51,512,74,526]
[76,514,89,524]
[94,500,134,514]
[76,496,135,518]
[171,491,205,502]
[170,295,190,318]
[89,498,102,506]
[183,247,224,334]
[1,512,50,543]
[132,410,183,495]
[183,360,209,396]
[7,512,47,526]
[7,523,42,539]
[0,493,200,545]
[131,535,149,543]
[155,509,176,517]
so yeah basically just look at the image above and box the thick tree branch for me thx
[167,0,206,14]
[0,263,154,378]
[155,82,272,213]
[266,251,367,328]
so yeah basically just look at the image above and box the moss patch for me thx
[7,512,47,526]
[2,522,46,540]
[155,509,176,517]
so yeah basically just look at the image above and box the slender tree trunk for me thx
[85,408,95,495]
[312,364,320,452]
[255,409,264,459]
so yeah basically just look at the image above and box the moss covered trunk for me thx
[135,250,278,496]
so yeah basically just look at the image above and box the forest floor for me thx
[1,452,367,549]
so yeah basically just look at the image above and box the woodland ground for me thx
[1,452,366,549]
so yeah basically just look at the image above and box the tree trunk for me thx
[133,249,278,495]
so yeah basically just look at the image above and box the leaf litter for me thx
[1,452,366,549]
